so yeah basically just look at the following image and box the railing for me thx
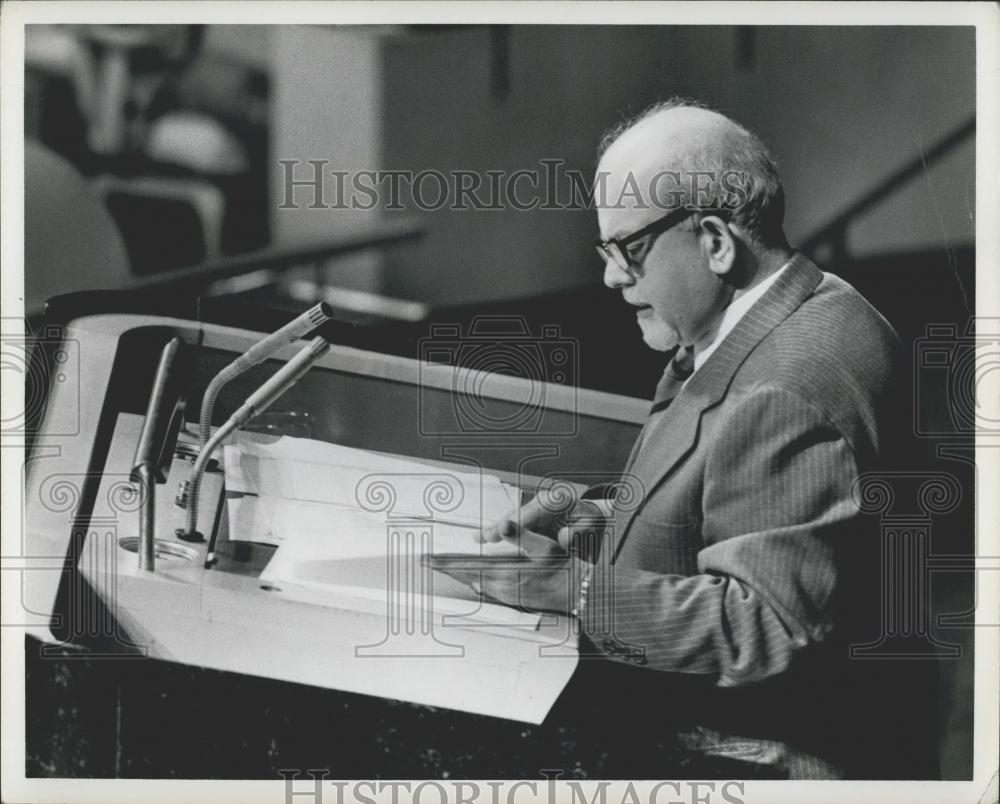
[801,117,975,264]
[127,217,425,296]
[41,217,426,326]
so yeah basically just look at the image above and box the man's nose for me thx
[603,257,632,289]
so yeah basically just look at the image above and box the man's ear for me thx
[697,215,737,277]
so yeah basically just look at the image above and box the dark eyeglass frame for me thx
[595,207,731,272]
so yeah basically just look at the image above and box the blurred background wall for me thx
[27,24,974,310]
[269,25,974,304]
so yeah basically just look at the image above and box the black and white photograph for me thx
[1,3,997,803]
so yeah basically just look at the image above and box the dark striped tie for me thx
[649,345,696,414]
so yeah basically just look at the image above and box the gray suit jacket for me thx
[579,253,928,778]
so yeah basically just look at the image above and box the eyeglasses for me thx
[595,207,730,273]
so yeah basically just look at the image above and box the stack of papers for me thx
[223,435,531,622]
[225,435,519,535]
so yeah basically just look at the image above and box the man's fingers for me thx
[557,515,608,561]
[478,487,580,544]
[475,517,566,556]
[478,487,582,545]
[477,517,517,544]
[521,486,580,529]
[511,522,567,557]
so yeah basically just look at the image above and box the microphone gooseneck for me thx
[197,303,332,446]
[180,337,331,561]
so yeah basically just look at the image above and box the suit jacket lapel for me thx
[611,254,825,562]
[621,423,647,476]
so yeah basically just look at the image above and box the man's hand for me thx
[553,500,609,562]
[479,489,609,557]
[431,494,597,615]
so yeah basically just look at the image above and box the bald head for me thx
[597,98,787,246]
[601,105,735,172]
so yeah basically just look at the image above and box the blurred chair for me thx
[24,28,93,168]
[25,140,131,318]
[91,175,226,274]
[146,110,249,175]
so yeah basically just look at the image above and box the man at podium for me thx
[437,99,936,780]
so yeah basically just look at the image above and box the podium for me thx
[19,311,658,775]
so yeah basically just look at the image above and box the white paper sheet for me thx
[250,499,541,626]
[223,435,539,627]
[224,435,517,528]
[211,438,577,723]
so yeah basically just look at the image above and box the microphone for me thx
[228,336,331,428]
[179,337,331,558]
[197,302,332,446]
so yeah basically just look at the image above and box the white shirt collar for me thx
[690,262,791,376]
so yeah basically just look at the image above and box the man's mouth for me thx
[631,302,654,317]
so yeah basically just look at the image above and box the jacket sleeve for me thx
[580,385,862,686]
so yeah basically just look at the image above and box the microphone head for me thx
[307,335,331,358]
[306,303,334,330]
